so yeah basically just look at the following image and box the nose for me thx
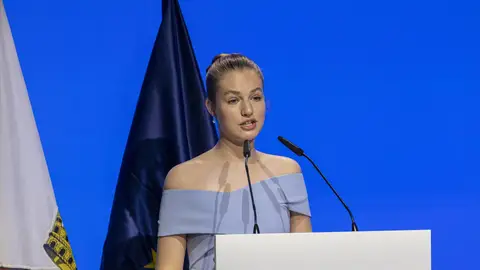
[241,100,253,117]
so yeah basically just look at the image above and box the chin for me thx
[220,126,262,145]
[225,134,254,146]
[239,131,260,142]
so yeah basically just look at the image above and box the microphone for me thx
[277,136,359,232]
[243,140,251,158]
[243,140,260,234]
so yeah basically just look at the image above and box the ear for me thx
[205,98,215,117]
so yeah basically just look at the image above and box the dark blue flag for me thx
[100,0,218,269]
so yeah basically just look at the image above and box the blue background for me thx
[4,0,479,269]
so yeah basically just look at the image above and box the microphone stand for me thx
[277,136,358,232]
[303,154,359,232]
[244,140,260,234]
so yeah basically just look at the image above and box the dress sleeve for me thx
[157,189,217,236]
[278,173,311,217]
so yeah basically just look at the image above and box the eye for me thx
[227,98,238,104]
[252,95,263,101]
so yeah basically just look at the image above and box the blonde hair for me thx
[205,53,264,104]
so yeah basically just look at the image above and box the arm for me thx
[155,235,186,270]
[290,212,312,232]
[279,157,313,233]
[155,165,188,270]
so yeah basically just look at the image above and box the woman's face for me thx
[208,69,266,145]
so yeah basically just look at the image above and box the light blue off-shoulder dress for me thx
[157,173,311,270]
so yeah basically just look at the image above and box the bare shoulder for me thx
[259,152,302,175]
[163,151,213,190]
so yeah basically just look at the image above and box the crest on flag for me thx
[43,212,77,270]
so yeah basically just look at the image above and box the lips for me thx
[240,119,256,125]
[240,119,257,130]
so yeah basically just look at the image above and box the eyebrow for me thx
[223,88,262,96]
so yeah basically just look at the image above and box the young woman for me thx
[155,53,312,270]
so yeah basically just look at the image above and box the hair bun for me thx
[206,53,244,73]
[210,53,231,64]
[206,53,228,73]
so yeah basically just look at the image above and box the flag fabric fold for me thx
[100,0,218,269]
[0,1,76,269]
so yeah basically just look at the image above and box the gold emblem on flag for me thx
[43,212,77,270]
[144,249,157,269]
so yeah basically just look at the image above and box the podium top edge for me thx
[215,229,431,237]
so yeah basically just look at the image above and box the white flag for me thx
[0,1,76,269]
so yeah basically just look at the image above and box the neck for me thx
[214,137,258,162]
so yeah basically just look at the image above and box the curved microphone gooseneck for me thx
[278,136,359,232]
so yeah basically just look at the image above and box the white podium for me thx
[214,230,431,270]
